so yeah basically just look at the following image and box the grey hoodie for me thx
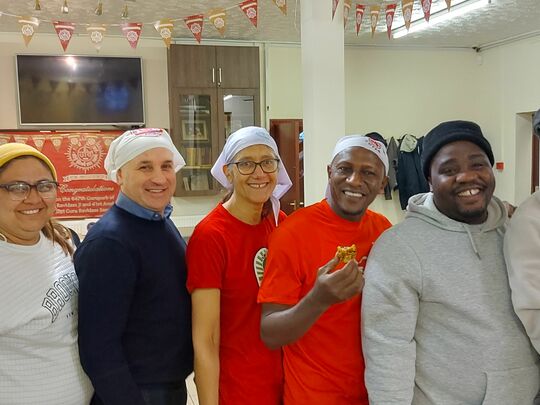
[362,192,540,405]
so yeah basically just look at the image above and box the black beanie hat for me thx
[421,120,495,179]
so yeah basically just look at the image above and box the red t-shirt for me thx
[187,204,285,405]
[258,200,391,405]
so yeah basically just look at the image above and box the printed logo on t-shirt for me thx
[253,247,268,286]
[41,271,79,323]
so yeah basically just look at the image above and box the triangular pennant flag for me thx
[421,0,433,22]
[0,135,12,146]
[13,135,29,144]
[370,5,380,38]
[53,21,75,52]
[122,23,142,49]
[343,0,352,29]
[51,137,63,152]
[18,16,39,47]
[355,4,365,35]
[272,0,287,15]
[445,0,452,10]
[154,19,174,49]
[385,4,397,40]
[87,25,106,51]
[209,8,227,36]
[239,0,258,28]
[32,136,46,151]
[184,14,204,43]
[332,0,340,20]
[402,0,414,30]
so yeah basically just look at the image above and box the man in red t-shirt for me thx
[258,135,391,404]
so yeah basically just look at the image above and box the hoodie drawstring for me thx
[464,225,481,259]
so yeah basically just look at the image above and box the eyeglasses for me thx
[0,180,59,201]
[228,158,280,175]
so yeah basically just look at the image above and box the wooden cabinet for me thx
[168,45,260,89]
[269,119,304,215]
[168,45,260,196]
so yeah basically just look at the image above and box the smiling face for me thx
[0,157,57,245]
[429,140,495,224]
[327,147,387,222]
[116,147,176,214]
[224,144,278,207]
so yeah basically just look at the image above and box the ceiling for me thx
[0,0,538,50]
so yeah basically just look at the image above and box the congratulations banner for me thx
[0,130,122,219]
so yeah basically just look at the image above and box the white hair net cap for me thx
[211,126,292,225]
[331,135,388,174]
[105,128,185,183]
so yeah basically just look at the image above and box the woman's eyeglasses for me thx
[228,158,280,175]
[0,180,59,201]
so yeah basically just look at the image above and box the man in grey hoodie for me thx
[362,120,540,405]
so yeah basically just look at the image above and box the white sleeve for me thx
[362,229,421,405]
[504,206,540,354]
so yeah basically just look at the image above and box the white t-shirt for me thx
[0,233,93,405]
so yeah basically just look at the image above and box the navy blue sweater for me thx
[75,205,193,405]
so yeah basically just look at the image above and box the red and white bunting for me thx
[239,0,258,28]
[18,16,39,47]
[332,0,340,20]
[343,0,351,29]
[209,8,227,36]
[421,0,433,22]
[154,18,174,49]
[184,14,204,43]
[370,5,380,37]
[445,0,452,10]
[355,4,365,35]
[121,22,142,49]
[13,135,29,144]
[402,0,414,30]
[385,4,396,40]
[53,21,75,52]
[272,0,287,16]
[31,136,46,151]
[87,25,106,51]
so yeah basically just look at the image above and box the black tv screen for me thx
[16,55,145,126]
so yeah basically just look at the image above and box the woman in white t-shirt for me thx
[0,143,93,405]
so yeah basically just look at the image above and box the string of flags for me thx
[4,0,286,51]
[336,0,453,38]
[5,0,458,52]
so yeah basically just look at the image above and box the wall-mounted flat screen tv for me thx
[16,55,145,126]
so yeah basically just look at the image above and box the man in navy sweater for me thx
[75,128,193,405]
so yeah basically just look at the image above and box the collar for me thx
[116,192,173,221]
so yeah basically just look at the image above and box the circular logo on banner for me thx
[22,24,34,36]
[247,7,257,19]
[66,136,104,172]
[160,27,172,39]
[58,29,71,41]
[214,17,225,29]
[126,30,139,42]
[253,247,268,286]
[90,31,103,44]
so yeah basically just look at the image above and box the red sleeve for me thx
[186,222,227,292]
[257,225,303,306]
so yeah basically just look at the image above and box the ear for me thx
[116,168,124,186]
[379,176,389,193]
[223,164,233,183]
[326,164,332,179]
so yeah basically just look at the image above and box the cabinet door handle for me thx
[212,68,215,84]
[218,68,222,86]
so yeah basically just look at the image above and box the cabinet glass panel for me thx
[223,94,255,139]
[177,94,215,193]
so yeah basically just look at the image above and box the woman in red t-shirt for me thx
[186,126,292,405]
